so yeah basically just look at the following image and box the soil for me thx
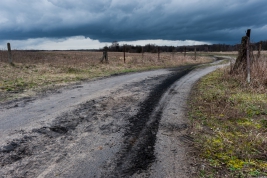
[0,61,228,178]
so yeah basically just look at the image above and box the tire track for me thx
[106,65,195,177]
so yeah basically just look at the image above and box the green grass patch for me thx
[189,68,267,177]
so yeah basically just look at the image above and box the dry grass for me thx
[197,51,239,58]
[229,55,267,92]
[189,55,267,177]
[0,50,211,102]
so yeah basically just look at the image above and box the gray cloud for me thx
[0,0,266,45]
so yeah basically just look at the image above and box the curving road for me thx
[0,60,228,178]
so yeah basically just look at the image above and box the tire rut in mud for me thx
[0,65,195,177]
[107,65,195,177]
[0,73,169,177]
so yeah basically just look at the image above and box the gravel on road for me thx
[0,60,228,178]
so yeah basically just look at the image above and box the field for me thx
[1,48,267,177]
[0,50,211,102]
[195,51,239,57]
[189,52,267,177]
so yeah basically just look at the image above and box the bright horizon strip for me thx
[0,36,211,50]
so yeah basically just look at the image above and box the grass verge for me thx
[188,66,267,177]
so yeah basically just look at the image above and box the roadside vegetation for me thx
[189,52,267,177]
[0,50,211,102]
[197,51,239,58]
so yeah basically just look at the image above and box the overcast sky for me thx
[0,0,266,50]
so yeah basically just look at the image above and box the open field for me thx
[189,54,267,177]
[197,51,238,58]
[0,50,212,102]
[189,50,267,58]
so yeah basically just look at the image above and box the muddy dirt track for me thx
[0,60,228,178]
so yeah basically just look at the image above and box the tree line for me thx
[102,40,267,53]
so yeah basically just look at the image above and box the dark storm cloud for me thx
[0,0,266,44]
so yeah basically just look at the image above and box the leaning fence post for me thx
[246,29,251,83]
[7,43,12,63]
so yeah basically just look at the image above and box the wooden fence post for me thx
[184,47,186,57]
[124,45,126,63]
[100,48,109,63]
[7,43,12,63]
[194,46,197,60]
[232,36,248,73]
[158,47,160,61]
[105,50,108,63]
[142,46,144,60]
[246,29,251,83]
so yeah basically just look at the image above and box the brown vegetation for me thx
[0,50,211,102]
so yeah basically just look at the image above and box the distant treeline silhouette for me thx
[102,40,267,53]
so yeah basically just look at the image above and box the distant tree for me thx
[110,41,120,51]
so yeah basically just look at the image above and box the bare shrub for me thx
[228,54,267,93]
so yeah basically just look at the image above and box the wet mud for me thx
[107,67,194,177]
[0,65,195,177]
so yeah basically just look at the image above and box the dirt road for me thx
[0,60,227,178]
